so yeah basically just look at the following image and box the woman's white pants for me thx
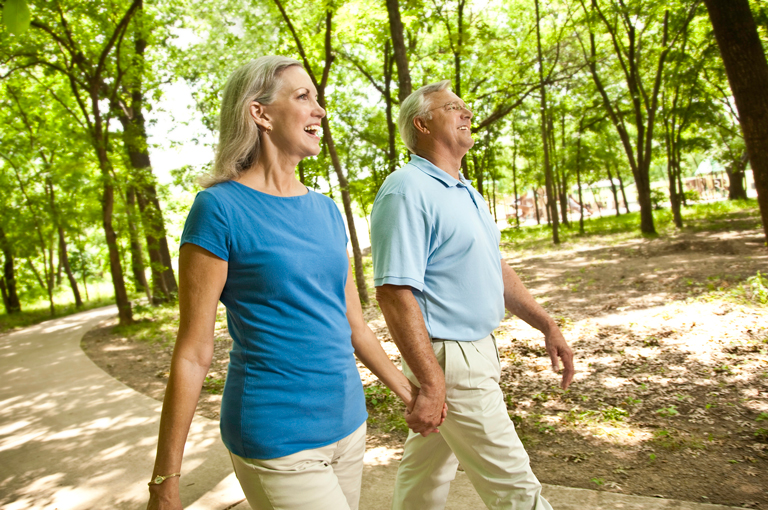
[229,422,366,510]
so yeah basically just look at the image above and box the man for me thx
[370,80,575,510]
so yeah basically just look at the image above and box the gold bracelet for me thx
[148,473,181,486]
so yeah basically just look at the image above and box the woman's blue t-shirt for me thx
[180,180,367,460]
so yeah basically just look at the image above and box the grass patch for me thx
[111,301,228,348]
[500,199,761,253]
[112,301,182,347]
[0,293,117,334]
[364,383,409,434]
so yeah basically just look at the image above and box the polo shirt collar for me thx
[409,154,471,188]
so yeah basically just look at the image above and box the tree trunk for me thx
[0,226,21,314]
[0,278,9,314]
[535,0,559,243]
[557,114,570,227]
[605,165,621,217]
[616,169,631,214]
[144,186,178,296]
[115,6,178,301]
[668,167,683,228]
[46,177,83,307]
[703,0,768,241]
[126,186,150,299]
[576,118,586,235]
[386,0,412,103]
[473,153,484,196]
[533,188,541,225]
[135,190,170,304]
[512,142,520,228]
[93,102,132,325]
[384,40,397,176]
[727,151,749,200]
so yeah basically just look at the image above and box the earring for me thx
[265,126,272,134]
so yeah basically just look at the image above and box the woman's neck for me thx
[236,149,306,197]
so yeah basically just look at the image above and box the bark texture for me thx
[704,0,768,241]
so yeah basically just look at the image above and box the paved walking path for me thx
[0,307,741,510]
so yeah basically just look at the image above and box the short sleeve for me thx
[180,190,230,261]
[325,196,349,245]
[370,192,430,291]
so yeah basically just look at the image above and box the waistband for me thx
[430,333,494,343]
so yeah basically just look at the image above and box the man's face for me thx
[421,89,474,154]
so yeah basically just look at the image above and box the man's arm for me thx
[376,284,446,436]
[501,260,575,390]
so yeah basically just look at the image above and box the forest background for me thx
[0,0,766,327]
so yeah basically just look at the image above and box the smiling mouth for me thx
[458,126,470,131]
[304,125,322,138]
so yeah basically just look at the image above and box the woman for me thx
[146,56,420,510]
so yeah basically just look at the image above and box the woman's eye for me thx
[298,93,308,100]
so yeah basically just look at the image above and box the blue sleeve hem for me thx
[373,275,424,291]
[181,238,229,261]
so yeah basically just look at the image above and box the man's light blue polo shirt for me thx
[371,154,505,341]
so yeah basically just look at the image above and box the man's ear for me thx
[414,116,430,135]
[249,101,272,132]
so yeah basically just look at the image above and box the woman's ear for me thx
[249,101,272,132]
[414,116,430,135]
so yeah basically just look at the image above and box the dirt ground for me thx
[81,227,768,508]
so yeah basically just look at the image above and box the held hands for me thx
[543,325,575,390]
[404,383,447,437]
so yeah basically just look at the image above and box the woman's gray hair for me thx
[200,56,303,188]
[398,80,452,153]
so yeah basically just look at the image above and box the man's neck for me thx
[413,149,464,181]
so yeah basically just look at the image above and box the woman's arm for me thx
[344,259,415,410]
[147,244,228,510]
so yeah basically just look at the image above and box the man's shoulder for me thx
[379,161,439,197]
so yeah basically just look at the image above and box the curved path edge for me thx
[0,306,742,510]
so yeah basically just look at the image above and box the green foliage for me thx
[364,383,408,434]
[203,375,226,394]
[112,301,180,348]
[683,190,700,203]
[728,271,768,306]
[650,188,667,210]
[3,0,31,35]
[655,405,680,417]
[0,0,763,325]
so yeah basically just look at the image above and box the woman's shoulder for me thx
[306,189,339,210]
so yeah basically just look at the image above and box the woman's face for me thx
[257,66,326,161]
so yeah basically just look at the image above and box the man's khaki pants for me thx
[393,335,552,510]
[229,422,366,510]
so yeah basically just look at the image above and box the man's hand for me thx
[405,386,447,436]
[543,326,575,390]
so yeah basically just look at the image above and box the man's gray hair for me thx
[398,80,452,153]
[201,56,303,188]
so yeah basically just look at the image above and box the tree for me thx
[386,0,412,103]
[273,0,370,305]
[2,0,144,324]
[535,0,560,243]
[703,0,768,241]
[111,0,178,303]
[578,0,699,234]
